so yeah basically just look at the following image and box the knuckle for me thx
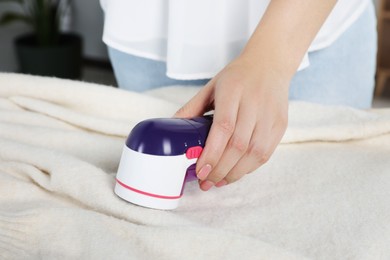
[228,135,248,154]
[174,105,188,117]
[215,119,235,136]
[248,144,270,165]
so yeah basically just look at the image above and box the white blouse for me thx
[101,0,370,80]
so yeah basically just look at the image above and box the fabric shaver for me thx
[115,116,212,210]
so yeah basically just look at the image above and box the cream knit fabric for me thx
[0,73,390,259]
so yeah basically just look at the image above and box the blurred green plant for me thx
[0,0,71,46]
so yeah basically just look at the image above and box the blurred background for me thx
[0,0,389,107]
[0,0,116,86]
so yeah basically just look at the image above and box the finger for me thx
[222,122,286,185]
[196,84,241,188]
[173,79,215,118]
[205,102,256,185]
[223,139,272,185]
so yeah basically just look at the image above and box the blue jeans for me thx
[108,3,377,109]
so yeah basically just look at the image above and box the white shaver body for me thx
[115,145,197,210]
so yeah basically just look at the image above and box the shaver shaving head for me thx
[114,116,212,210]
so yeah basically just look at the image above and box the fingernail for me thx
[197,164,212,180]
[215,179,228,188]
[200,180,214,191]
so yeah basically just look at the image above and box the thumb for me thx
[174,81,214,118]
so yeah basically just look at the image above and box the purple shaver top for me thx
[125,116,213,183]
[126,116,212,156]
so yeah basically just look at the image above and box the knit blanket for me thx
[1,73,390,259]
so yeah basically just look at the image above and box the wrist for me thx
[241,39,309,82]
[238,46,295,88]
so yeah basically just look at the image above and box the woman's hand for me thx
[175,0,337,191]
[174,53,289,190]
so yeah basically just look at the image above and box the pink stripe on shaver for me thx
[116,179,181,200]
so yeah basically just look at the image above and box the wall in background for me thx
[72,0,108,61]
[0,0,381,72]
[0,1,108,72]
